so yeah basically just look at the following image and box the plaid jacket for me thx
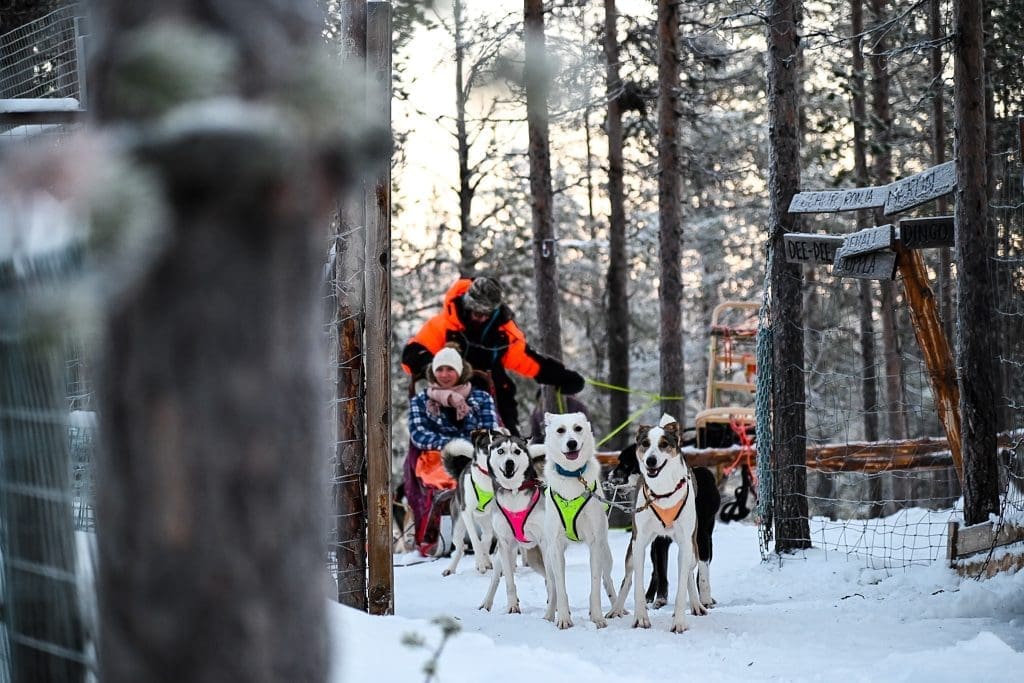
[408,388,499,451]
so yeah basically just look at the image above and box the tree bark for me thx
[604,0,630,448]
[868,0,908,441]
[454,0,476,274]
[766,0,811,552]
[334,0,368,613]
[525,0,565,414]
[656,0,685,422]
[92,0,337,680]
[850,0,879,444]
[953,0,1000,525]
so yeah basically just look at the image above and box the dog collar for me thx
[554,462,588,478]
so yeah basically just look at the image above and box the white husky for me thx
[541,412,617,629]
[607,414,707,633]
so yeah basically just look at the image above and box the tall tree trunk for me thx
[930,0,954,344]
[525,0,565,414]
[334,0,368,612]
[455,0,476,274]
[766,0,811,552]
[953,0,1000,525]
[656,0,684,422]
[850,0,879,444]
[868,0,908,440]
[92,0,341,679]
[604,0,630,448]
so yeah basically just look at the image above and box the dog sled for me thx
[695,300,759,521]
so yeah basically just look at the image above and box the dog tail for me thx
[658,413,677,427]
[442,438,475,478]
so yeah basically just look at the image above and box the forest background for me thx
[372,0,1024,457]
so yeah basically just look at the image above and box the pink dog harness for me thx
[497,487,542,543]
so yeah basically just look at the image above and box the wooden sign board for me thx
[884,161,956,215]
[783,233,844,265]
[833,249,897,280]
[789,186,889,214]
[898,216,954,249]
[836,224,893,258]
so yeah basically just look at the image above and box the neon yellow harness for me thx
[550,480,607,542]
[472,479,494,512]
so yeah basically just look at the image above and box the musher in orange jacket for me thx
[401,277,585,436]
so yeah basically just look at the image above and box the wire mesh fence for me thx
[762,136,1024,571]
[0,4,85,101]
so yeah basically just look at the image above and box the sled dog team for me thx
[441,411,718,633]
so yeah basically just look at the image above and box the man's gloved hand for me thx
[559,369,585,395]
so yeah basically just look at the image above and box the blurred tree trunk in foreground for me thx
[89,0,376,680]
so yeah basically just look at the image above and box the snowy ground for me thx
[329,515,1024,683]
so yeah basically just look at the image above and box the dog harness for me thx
[638,479,689,529]
[550,479,608,542]
[498,487,542,543]
[472,478,494,513]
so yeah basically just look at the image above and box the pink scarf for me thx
[426,382,473,420]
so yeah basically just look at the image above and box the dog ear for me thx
[636,425,651,447]
[470,428,490,451]
[543,412,555,428]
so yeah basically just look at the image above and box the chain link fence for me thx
[0,4,85,101]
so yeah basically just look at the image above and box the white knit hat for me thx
[432,346,464,375]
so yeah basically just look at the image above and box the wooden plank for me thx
[897,245,963,484]
[836,224,893,258]
[883,160,956,214]
[365,0,393,616]
[783,233,843,265]
[950,520,1024,559]
[898,216,954,249]
[832,249,897,279]
[788,186,888,213]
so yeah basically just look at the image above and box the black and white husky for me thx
[608,414,711,633]
[479,434,550,614]
[441,430,499,576]
[541,412,617,629]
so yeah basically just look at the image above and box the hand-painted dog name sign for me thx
[788,186,889,214]
[883,161,956,215]
[783,233,844,265]
[836,224,893,258]
[833,250,898,280]
[898,216,954,249]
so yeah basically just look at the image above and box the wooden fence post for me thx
[365,0,394,616]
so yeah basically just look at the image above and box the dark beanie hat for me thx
[462,276,503,314]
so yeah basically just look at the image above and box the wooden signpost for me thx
[783,233,843,265]
[789,162,963,484]
[898,216,954,249]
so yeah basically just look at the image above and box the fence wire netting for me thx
[763,137,1024,571]
[0,4,85,101]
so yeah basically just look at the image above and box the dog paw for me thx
[475,559,492,574]
[632,615,651,629]
[650,597,668,610]
[670,620,689,634]
[605,607,628,619]
[555,615,574,629]
[442,568,453,577]
[692,604,708,617]
[479,602,492,611]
